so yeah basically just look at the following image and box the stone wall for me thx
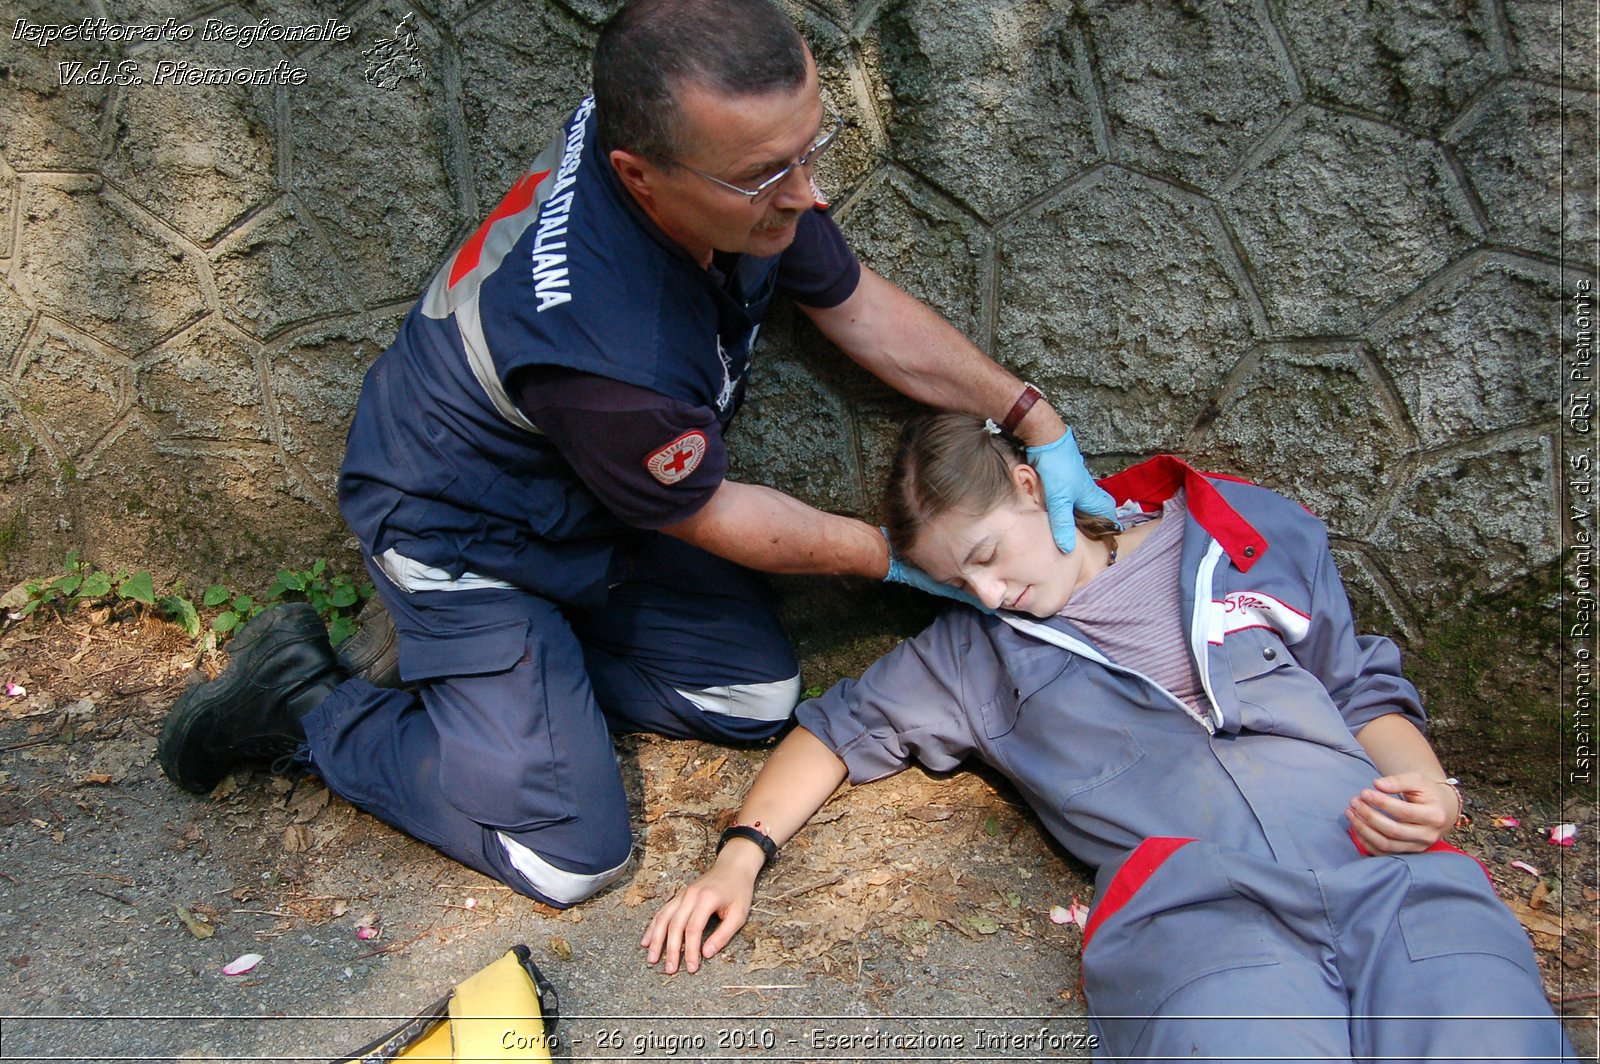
[0,1,1592,787]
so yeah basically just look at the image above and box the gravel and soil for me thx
[0,601,1595,1062]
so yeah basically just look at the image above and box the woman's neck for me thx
[1075,515,1164,591]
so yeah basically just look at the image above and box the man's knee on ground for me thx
[677,673,801,741]
[497,830,632,908]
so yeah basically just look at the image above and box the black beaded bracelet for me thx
[717,824,779,865]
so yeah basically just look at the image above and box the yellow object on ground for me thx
[336,945,557,1062]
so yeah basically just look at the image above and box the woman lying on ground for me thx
[642,412,1577,1061]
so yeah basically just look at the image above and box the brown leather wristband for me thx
[1000,383,1044,435]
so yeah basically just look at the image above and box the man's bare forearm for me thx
[662,479,890,578]
[803,266,1067,447]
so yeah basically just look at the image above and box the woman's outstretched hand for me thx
[641,848,763,974]
[1345,771,1456,854]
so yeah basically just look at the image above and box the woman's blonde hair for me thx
[884,413,1118,557]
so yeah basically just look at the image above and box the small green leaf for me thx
[328,615,357,648]
[358,582,376,602]
[19,598,41,617]
[232,594,254,612]
[312,558,326,577]
[119,571,157,606]
[174,904,215,940]
[984,814,1000,837]
[52,573,83,596]
[1005,890,1021,909]
[966,913,1000,935]
[275,569,306,593]
[330,584,358,608]
[203,584,231,608]
[161,595,201,638]
[79,571,113,599]
[213,611,239,634]
[64,549,80,570]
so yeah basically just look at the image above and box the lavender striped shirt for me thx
[1060,491,1206,715]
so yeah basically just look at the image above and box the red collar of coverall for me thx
[1097,455,1269,574]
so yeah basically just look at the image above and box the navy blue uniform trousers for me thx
[300,536,797,907]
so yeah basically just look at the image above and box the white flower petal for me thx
[222,953,262,976]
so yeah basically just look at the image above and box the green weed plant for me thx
[12,554,372,647]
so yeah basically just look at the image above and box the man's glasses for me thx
[681,114,842,203]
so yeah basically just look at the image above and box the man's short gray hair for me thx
[594,0,810,164]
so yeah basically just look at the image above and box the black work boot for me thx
[334,596,403,689]
[158,602,346,794]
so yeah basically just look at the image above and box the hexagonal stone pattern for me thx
[0,279,35,369]
[267,315,402,501]
[1221,108,1476,335]
[727,313,862,514]
[286,9,460,306]
[873,0,1098,220]
[138,320,268,443]
[801,16,880,198]
[1193,344,1409,532]
[839,167,988,340]
[1083,0,1296,191]
[1503,0,1598,86]
[211,200,355,339]
[1370,437,1558,620]
[1451,81,1597,256]
[996,167,1255,453]
[0,0,1582,783]
[1329,544,1416,645]
[0,0,113,172]
[551,0,627,26]
[0,385,40,487]
[0,157,17,260]
[1370,258,1561,449]
[850,391,927,509]
[1274,0,1501,134]
[16,180,210,354]
[11,326,132,464]
[456,1,597,219]
[100,35,278,246]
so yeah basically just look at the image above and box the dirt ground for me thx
[0,603,1596,1062]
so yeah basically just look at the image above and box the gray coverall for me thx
[797,456,1577,1062]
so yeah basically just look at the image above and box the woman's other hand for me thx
[641,849,762,974]
[1345,771,1457,854]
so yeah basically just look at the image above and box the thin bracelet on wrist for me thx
[1441,777,1469,829]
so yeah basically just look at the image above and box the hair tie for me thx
[982,418,1003,435]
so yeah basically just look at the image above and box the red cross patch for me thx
[645,430,708,486]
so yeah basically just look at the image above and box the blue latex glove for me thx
[882,529,990,612]
[1026,427,1119,553]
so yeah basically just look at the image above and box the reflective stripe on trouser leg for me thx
[568,536,799,741]
[301,560,636,906]
[674,674,802,723]
[498,833,631,905]
[375,547,518,593]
